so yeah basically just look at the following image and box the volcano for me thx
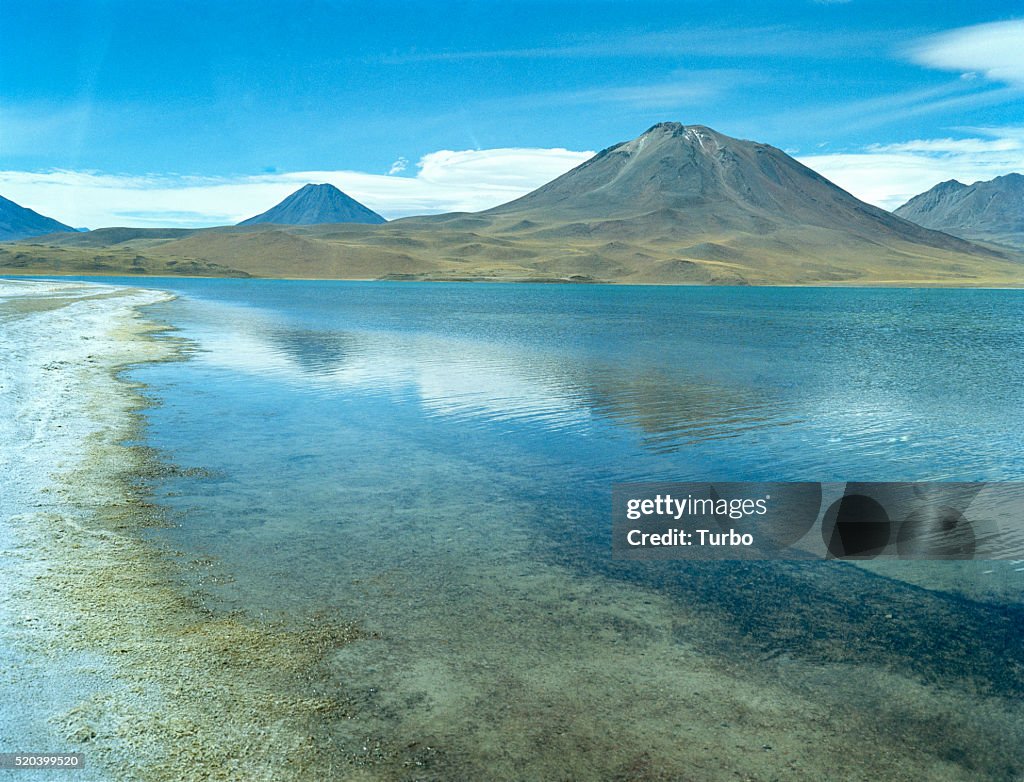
[238,183,386,226]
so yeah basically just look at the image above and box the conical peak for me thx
[642,121,716,134]
[287,183,346,202]
[619,123,745,161]
[640,122,725,142]
[238,182,386,225]
[484,120,899,232]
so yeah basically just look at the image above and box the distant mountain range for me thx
[238,183,385,226]
[2,123,1021,286]
[894,174,1024,250]
[0,194,76,241]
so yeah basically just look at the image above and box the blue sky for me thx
[1,1,1022,227]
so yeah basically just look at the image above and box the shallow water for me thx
[54,278,1024,778]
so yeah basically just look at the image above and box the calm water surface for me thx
[66,278,1024,778]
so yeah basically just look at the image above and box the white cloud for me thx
[387,156,408,175]
[908,20,1024,86]
[798,128,1024,210]
[784,21,1024,140]
[416,147,586,188]
[0,147,593,229]
[870,137,1020,154]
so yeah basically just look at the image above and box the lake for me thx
[71,279,1024,778]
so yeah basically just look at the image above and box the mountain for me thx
[894,174,1024,250]
[0,194,77,241]
[238,183,386,226]
[475,122,983,252]
[5,123,1022,286]
[394,122,1014,284]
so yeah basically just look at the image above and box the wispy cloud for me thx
[376,26,892,64]
[798,127,1024,209]
[0,148,594,229]
[760,21,1024,140]
[771,78,1019,137]
[908,19,1024,86]
[547,71,749,109]
[464,69,754,119]
[871,136,1021,154]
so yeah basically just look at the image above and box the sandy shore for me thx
[0,280,170,781]
[0,280,364,781]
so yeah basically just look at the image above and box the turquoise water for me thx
[71,279,1024,777]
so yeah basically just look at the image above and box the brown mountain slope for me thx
[493,124,984,250]
[4,123,1022,286]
